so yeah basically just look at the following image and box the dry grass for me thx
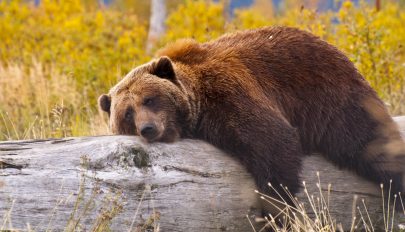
[0,62,109,140]
[250,173,405,232]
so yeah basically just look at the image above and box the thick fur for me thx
[100,27,405,204]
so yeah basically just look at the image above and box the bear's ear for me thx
[98,94,111,113]
[151,56,176,81]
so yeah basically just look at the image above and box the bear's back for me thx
[160,27,383,154]
[160,27,366,90]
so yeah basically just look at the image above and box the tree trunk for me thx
[1,117,404,231]
[146,0,166,53]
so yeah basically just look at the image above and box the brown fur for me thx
[99,26,405,206]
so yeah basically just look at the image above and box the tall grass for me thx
[0,61,108,139]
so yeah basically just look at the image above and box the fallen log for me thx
[0,117,404,231]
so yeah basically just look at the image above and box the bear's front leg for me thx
[199,104,303,209]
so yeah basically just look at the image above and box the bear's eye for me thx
[143,97,155,106]
[124,108,133,121]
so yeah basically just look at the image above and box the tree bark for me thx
[146,0,166,53]
[0,117,404,231]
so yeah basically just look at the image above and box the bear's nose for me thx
[140,123,158,140]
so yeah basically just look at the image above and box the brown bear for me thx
[99,26,405,205]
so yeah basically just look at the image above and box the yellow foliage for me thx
[0,0,404,140]
[0,0,148,94]
[334,1,405,113]
[164,0,226,43]
[0,0,147,139]
[231,8,272,30]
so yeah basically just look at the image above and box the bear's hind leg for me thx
[316,98,405,196]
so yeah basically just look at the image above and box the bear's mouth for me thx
[156,127,180,143]
[137,122,164,143]
[142,129,179,144]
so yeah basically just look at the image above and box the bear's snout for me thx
[140,123,158,141]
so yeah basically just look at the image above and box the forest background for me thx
[0,0,404,140]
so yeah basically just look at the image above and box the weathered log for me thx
[0,117,404,231]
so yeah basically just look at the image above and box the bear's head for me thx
[98,56,191,143]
